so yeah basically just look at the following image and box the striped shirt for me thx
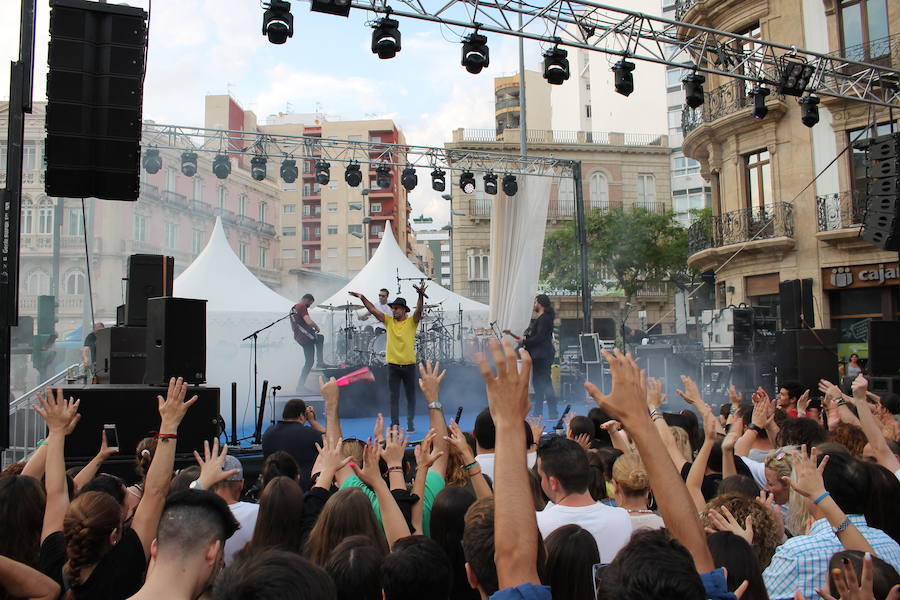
[763,515,900,600]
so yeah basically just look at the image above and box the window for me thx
[258,246,268,268]
[314,249,321,261]
[21,141,36,170]
[192,229,205,254]
[327,247,338,258]
[556,178,575,216]
[745,150,773,208]
[673,156,701,177]
[134,214,149,241]
[67,208,84,236]
[313,183,321,195]
[327,202,338,213]
[327,225,338,235]
[38,198,53,234]
[193,178,203,202]
[667,106,683,129]
[217,187,226,209]
[839,0,889,61]
[0,142,6,169]
[21,197,33,234]
[672,188,709,214]
[370,223,383,238]
[370,202,382,214]
[348,247,363,257]
[666,68,687,88]
[303,160,312,174]
[636,174,656,204]
[164,223,178,249]
[239,242,248,264]
[166,167,177,192]
[259,201,267,223]
[303,183,311,196]
[589,172,609,210]
[283,204,297,214]
[585,104,592,118]
[348,224,363,235]
[282,227,297,237]
[238,194,247,217]
[303,248,311,263]
[467,251,490,280]
[302,204,311,217]
[64,269,85,295]
[26,269,49,295]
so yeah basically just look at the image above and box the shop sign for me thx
[822,262,900,290]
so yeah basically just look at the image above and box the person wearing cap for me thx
[349,282,427,432]
[196,454,259,565]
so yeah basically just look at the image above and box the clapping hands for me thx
[34,388,80,435]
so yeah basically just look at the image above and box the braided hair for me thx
[62,491,121,594]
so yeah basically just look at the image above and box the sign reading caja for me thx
[822,262,900,290]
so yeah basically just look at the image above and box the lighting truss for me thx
[140,122,577,179]
[342,0,900,109]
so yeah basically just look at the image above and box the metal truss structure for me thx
[141,122,577,178]
[344,0,900,109]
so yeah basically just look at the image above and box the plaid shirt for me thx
[763,515,900,600]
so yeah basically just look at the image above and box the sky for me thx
[1,0,667,227]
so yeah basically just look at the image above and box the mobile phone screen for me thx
[104,424,119,449]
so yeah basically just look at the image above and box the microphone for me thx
[272,385,282,391]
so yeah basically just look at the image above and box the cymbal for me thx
[319,303,363,310]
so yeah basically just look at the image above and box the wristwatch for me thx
[428,401,442,410]
[189,480,204,491]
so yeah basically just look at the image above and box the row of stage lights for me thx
[261,1,822,128]
[140,149,520,195]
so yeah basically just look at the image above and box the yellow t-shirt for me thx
[384,314,418,365]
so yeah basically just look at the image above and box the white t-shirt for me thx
[359,302,393,320]
[224,501,260,564]
[476,451,537,483]
[536,501,632,563]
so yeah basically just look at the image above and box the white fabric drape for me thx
[489,175,553,335]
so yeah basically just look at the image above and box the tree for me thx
[541,206,690,310]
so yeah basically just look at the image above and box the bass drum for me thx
[369,334,388,364]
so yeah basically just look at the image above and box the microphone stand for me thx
[242,311,293,443]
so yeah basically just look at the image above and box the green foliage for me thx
[541,206,689,301]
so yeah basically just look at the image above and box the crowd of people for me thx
[2,340,900,600]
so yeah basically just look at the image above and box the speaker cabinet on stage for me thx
[775,329,839,390]
[779,279,815,329]
[125,254,174,327]
[868,321,900,377]
[94,326,146,384]
[144,297,207,385]
[870,376,900,395]
[60,384,219,459]
[861,132,900,251]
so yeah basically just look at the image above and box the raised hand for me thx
[706,505,753,546]
[584,350,648,430]
[783,445,828,500]
[809,553,899,600]
[373,413,385,443]
[315,436,352,474]
[567,429,592,450]
[417,360,447,401]
[445,421,475,464]
[526,415,545,442]
[475,339,532,428]
[305,405,317,422]
[647,378,664,411]
[416,429,444,470]
[351,439,385,489]
[728,384,743,406]
[319,376,339,409]
[797,389,811,415]
[382,425,409,467]
[157,377,197,430]
[97,430,118,459]
[677,375,711,417]
[851,374,868,402]
[348,291,362,298]
[34,388,80,434]
[194,439,238,490]
[702,409,720,441]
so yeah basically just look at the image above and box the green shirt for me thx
[339,470,446,537]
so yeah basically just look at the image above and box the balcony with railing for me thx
[829,33,900,72]
[495,97,520,111]
[816,191,867,243]
[687,202,795,267]
[472,197,492,218]
[468,280,490,300]
[0,170,44,187]
[681,80,786,137]
[451,128,667,147]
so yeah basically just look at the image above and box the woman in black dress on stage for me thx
[505,294,558,419]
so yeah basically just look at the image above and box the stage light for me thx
[212,154,231,180]
[483,172,498,195]
[280,159,298,183]
[180,151,198,177]
[778,56,815,96]
[251,156,267,181]
[315,160,331,185]
[683,73,706,109]
[401,165,417,191]
[431,168,446,192]
[344,161,362,187]
[461,33,490,74]
[502,173,517,196]
[376,164,392,188]
[262,0,293,45]
[371,16,401,59]
[612,60,635,97]
[310,0,351,17]
[142,148,161,174]
[750,86,770,120]
[799,95,820,127]
[542,47,570,85]
[459,171,476,194]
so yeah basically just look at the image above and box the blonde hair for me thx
[670,426,693,462]
[765,446,811,536]
[612,453,650,496]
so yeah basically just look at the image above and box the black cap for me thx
[388,297,410,312]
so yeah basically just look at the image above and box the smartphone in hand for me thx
[103,424,119,451]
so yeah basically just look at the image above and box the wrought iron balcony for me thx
[674,0,700,21]
[829,33,899,71]
[688,202,794,254]
[468,280,490,300]
[681,80,783,136]
[816,191,866,232]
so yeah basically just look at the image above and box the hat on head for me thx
[222,455,244,481]
[388,297,410,312]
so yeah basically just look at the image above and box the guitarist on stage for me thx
[504,294,558,419]
[291,293,326,392]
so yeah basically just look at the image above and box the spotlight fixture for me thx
[310,0,351,17]
[431,168,446,192]
[375,164,392,188]
[262,0,293,45]
[371,16,401,59]
[142,148,162,174]
[280,159,298,183]
[612,60,635,97]
[401,165,418,191]
[483,172,498,195]
[502,173,518,196]
[344,162,362,187]
[315,160,331,185]
[777,56,815,96]
[461,33,490,74]
[682,73,706,109]
[180,151,198,177]
[799,95,820,127]
[212,154,231,180]
[251,156,267,181]
[542,47,570,85]
[749,86,771,119]
[459,171,476,194]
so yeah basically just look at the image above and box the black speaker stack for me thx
[868,321,900,393]
[779,279,815,329]
[125,254,174,327]
[859,132,900,250]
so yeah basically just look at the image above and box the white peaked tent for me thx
[316,221,490,328]
[174,217,302,433]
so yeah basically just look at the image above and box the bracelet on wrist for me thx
[387,466,403,473]
[812,491,831,505]
[833,516,851,535]
[463,461,479,470]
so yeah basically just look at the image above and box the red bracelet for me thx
[157,433,177,441]
[387,466,403,473]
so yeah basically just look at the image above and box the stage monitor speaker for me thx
[869,376,900,395]
[94,326,146,384]
[45,0,148,201]
[779,279,815,329]
[60,384,219,459]
[125,254,174,327]
[144,297,207,385]
[579,333,601,364]
[775,329,839,392]
[868,321,900,377]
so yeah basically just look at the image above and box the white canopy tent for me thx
[174,217,301,434]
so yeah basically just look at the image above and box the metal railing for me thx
[453,128,665,147]
[688,202,794,254]
[468,280,490,299]
[674,0,699,20]
[816,191,866,231]
[472,197,492,217]
[830,33,900,70]
[3,364,85,468]
[495,97,520,110]
[682,80,784,136]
